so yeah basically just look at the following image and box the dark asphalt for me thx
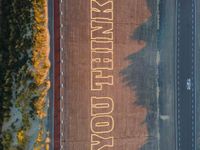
[48,0,54,149]
[176,0,196,149]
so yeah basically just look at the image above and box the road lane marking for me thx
[191,0,196,149]
[61,35,64,39]
[60,1,65,149]
[177,2,181,149]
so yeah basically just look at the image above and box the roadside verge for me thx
[53,0,60,149]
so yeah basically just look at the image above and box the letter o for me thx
[91,115,114,134]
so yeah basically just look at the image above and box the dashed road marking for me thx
[61,35,64,39]
[177,2,181,149]
[60,1,65,149]
[191,0,195,149]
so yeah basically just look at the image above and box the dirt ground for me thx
[60,0,151,149]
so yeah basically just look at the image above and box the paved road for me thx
[48,0,55,149]
[176,0,196,149]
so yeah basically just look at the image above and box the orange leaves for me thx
[17,130,25,144]
[32,0,50,86]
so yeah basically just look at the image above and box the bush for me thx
[0,0,50,148]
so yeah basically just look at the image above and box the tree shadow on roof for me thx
[121,0,160,149]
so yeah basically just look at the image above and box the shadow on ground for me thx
[121,0,160,149]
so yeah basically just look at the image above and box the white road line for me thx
[177,2,181,148]
[60,1,65,148]
[191,1,196,150]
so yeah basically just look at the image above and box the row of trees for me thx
[0,0,50,149]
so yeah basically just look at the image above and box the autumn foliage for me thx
[0,0,51,149]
